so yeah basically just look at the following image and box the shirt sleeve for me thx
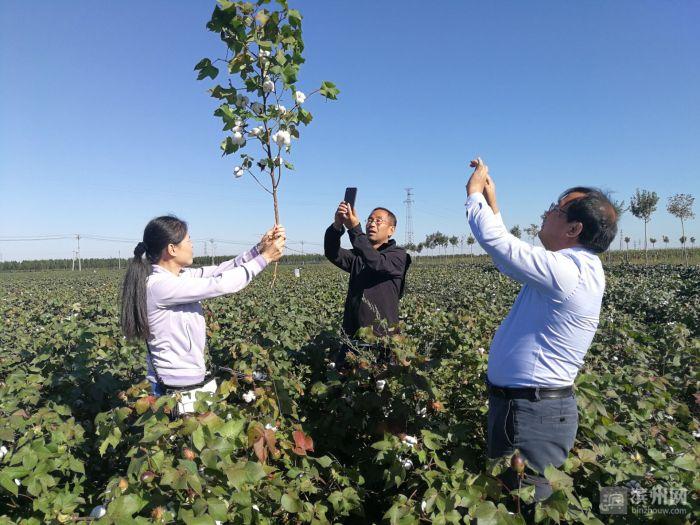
[149,255,268,306]
[346,225,407,278]
[184,246,261,278]
[324,224,356,272]
[466,192,581,298]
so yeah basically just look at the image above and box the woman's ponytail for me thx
[120,242,152,340]
[120,216,188,341]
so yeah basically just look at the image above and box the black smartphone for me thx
[344,187,357,209]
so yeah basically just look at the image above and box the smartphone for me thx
[344,187,357,209]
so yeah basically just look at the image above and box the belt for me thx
[487,380,573,401]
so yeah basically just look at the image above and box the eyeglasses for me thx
[366,217,386,225]
[546,202,567,216]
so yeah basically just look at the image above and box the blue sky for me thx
[1,1,698,260]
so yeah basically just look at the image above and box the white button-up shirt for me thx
[466,192,605,388]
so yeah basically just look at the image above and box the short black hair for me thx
[559,187,618,253]
[370,207,397,227]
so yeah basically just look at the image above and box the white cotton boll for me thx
[264,423,277,432]
[249,127,262,137]
[376,380,386,392]
[233,167,244,178]
[273,130,291,147]
[416,406,427,417]
[253,370,266,381]
[236,95,249,107]
[90,505,107,518]
[243,390,256,403]
[478,347,486,355]
[421,500,427,512]
[14,478,21,486]
[401,458,413,470]
[232,132,245,146]
[276,105,287,114]
[327,362,336,370]
[259,49,271,58]
[294,91,306,104]
[251,102,264,115]
[402,435,418,445]
[0,445,8,459]
[262,79,275,93]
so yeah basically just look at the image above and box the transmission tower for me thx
[403,188,414,245]
[73,234,82,271]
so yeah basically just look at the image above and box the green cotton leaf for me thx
[576,448,598,464]
[673,453,698,471]
[473,501,497,524]
[420,430,444,451]
[224,461,266,489]
[207,498,229,521]
[220,136,239,155]
[281,64,298,85]
[192,426,205,451]
[297,108,313,125]
[218,418,246,440]
[288,9,302,27]
[319,80,340,100]
[315,455,333,468]
[0,473,18,496]
[255,11,270,26]
[194,58,219,81]
[544,465,573,491]
[281,492,303,513]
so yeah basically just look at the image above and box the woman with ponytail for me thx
[120,215,285,396]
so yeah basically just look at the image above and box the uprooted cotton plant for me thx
[195,0,339,230]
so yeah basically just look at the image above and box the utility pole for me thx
[300,240,305,265]
[209,239,215,265]
[403,188,414,246]
[118,250,121,270]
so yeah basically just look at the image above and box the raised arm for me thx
[465,159,580,298]
[324,224,356,272]
[347,225,407,277]
[150,255,269,306]
[185,245,262,278]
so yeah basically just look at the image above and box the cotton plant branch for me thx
[195,0,339,283]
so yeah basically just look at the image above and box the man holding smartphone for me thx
[324,198,411,340]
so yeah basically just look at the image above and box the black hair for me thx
[370,207,397,227]
[559,187,618,253]
[120,215,188,340]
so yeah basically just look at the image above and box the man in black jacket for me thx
[324,202,411,339]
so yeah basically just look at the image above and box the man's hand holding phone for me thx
[334,202,360,230]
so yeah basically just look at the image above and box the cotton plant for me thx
[195,0,339,228]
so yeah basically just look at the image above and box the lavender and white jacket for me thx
[145,246,267,386]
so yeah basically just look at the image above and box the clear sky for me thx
[1,1,698,261]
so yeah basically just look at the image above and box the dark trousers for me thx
[487,394,578,501]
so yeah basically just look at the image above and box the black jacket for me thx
[324,224,411,336]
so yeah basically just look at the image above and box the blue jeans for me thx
[487,393,578,501]
[150,381,166,397]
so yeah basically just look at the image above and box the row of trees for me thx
[405,192,695,261]
[620,191,695,264]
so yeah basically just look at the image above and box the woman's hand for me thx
[259,224,286,263]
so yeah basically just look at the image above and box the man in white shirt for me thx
[465,158,618,502]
